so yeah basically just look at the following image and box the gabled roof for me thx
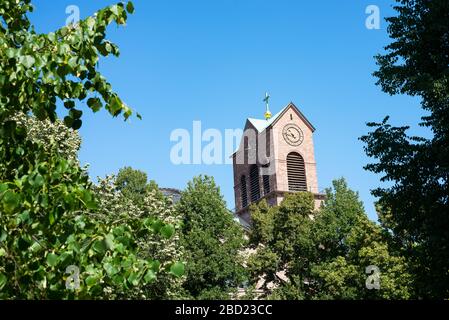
[231,102,315,157]
[247,106,286,133]
[247,102,315,133]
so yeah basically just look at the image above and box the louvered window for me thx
[249,165,260,202]
[287,152,307,191]
[240,175,248,208]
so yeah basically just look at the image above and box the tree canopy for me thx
[176,175,247,299]
[0,0,183,299]
[362,0,449,298]
[247,179,413,300]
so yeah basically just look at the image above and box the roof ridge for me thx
[246,103,290,133]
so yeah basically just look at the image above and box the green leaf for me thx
[31,174,44,187]
[92,240,107,255]
[48,32,56,42]
[0,183,8,194]
[46,253,58,267]
[68,57,78,69]
[15,146,24,156]
[72,119,82,130]
[110,4,120,16]
[151,220,164,233]
[69,109,83,119]
[143,270,156,283]
[108,96,123,116]
[29,241,44,253]
[150,260,161,272]
[160,224,175,239]
[85,276,97,287]
[112,274,124,286]
[58,43,70,56]
[103,263,119,276]
[170,262,185,277]
[87,97,102,112]
[104,234,115,250]
[85,200,98,210]
[49,212,55,225]
[81,189,92,202]
[5,48,16,58]
[126,1,135,14]
[2,190,20,213]
[58,251,73,266]
[0,229,7,242]
[123,105,132,120]
[63,116,74,127]
[64,100,75,109]
[19,55,36,68]
[127,272,140,286]
[19,210,30,224]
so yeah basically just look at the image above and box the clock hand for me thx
[287,130,296,139]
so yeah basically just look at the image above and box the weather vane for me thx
[263,92,272,120]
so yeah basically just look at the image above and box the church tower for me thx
[232,100,324,223]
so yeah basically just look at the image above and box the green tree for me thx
[176,175,247,299]
[361,0,449,298]
[92,174,185,299]
[247,179,412,300]
[0,0,182,299]
[115,167,161,203]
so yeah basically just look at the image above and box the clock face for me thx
[282,124,304,146]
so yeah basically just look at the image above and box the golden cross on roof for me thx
[263,92,272,120]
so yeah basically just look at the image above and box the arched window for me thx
[287,152,307,191]
[240,175,248,208]
[249,165,260,202]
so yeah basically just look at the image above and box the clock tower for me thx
[232,101,324,223]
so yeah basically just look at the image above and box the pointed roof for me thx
[231,102,315,157]
[247,102,315,133]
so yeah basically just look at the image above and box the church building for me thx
[232,95,325,224]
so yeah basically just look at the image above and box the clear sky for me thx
[30,0,430,220]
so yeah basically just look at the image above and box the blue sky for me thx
[30,0,430,220]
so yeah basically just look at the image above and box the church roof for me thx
[247,107,284,133]
[247,102,315,133]
[231,102,315,157]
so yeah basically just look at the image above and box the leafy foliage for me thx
[115,166,162,204]
[12,113,81,163]
[0,0,183,299]
[247,179,413,300]
[176,175,247,299]
[362,0,449,298]
[91,173,185,299]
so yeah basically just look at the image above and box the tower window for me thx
[240,175,248,208]
[249,165,260,202]
[290,114,293,120]
[287,152,307,191]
